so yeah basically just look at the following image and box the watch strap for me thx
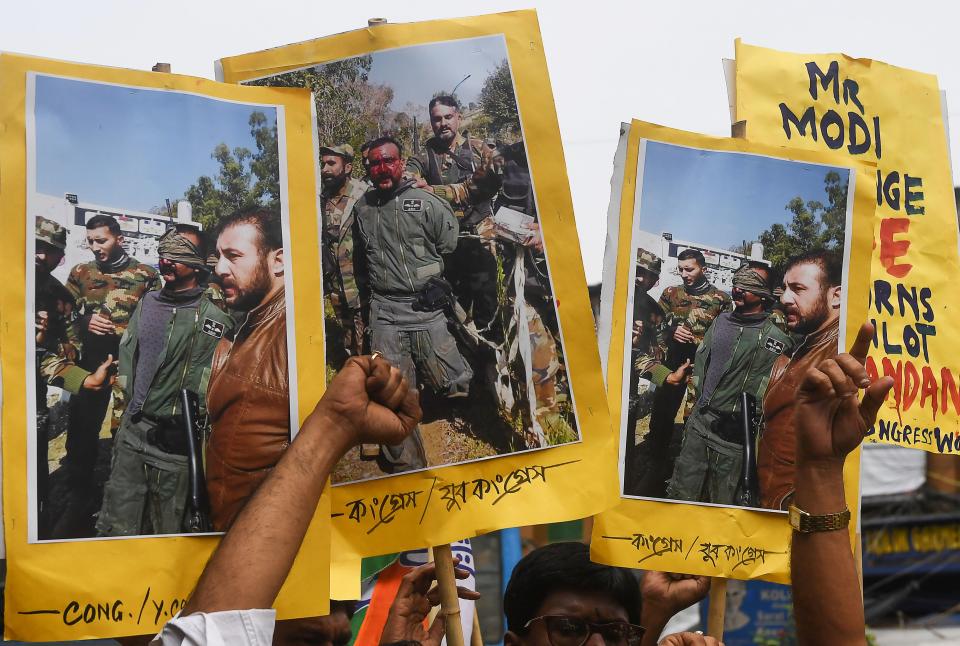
[788,504,851,533]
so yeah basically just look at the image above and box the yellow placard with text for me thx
[590,120,875,583]
[0,53,329,641]
[218,10,617,558]
[735,40,960,455]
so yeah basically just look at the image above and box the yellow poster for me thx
[0,53,330,640]
[735,40,960,456]
[590,120,875,583]
[218,9,617,557]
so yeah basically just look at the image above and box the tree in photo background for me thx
[734,171,848,277]
[246,55,524,175]
[183,111,280,231]
[479,59,520,139]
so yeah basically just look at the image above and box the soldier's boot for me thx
[377,427,428,473]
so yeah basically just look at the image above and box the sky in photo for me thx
[356,34,507,109]
[34,74,277,213]
[637,141,851,249]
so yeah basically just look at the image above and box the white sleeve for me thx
[149,609,276,646]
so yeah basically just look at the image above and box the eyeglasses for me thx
[523,615,646,646]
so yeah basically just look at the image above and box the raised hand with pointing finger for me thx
[795,321,893,467]
[791,321,893,646]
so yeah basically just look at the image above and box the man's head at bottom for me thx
[273,600,355,646]
[504,542,644,646]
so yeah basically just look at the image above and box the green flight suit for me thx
[666,312,793,505]
[96,290,234,536]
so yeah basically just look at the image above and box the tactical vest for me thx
[424,138,492,228]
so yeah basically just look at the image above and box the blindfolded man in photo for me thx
[97,227,234,536]
[666,264,793,506]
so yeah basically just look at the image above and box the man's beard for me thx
[437,127,456,146]
[789,292,831,335]
[321,173,346,192]
[228,259,274,312]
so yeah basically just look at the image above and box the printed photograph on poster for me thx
[28,73,297,541]
[621,140,854,512]
[243,35,580,484]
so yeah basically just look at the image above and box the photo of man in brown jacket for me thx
[205,209,290,530]
[758,249,842,510]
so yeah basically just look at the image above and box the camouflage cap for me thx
[36,216,67,250]
[319,144,354,162]
[636,248,662,276]
[733,265,772,298]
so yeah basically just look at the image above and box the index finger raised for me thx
[848,321,874,365]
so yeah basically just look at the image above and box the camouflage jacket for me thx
[657,281,732,344]
[203,281,228,312]
[36,271,88,394]
[321,177,368,311]
[406,133,501,228]
[66,255,159,359]
[631,292,670,386]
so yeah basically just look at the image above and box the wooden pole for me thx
[706,578,727,639]
[433,544,466,646]
[471,606,483,646]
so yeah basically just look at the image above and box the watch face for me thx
[789,506,802,530]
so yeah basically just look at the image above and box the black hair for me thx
[366,135,404,158]
[677,248,706,267]
[428,94,460,112]
[219,208,283,253]
[503,542,640,633]
[85,214,121,236]
[784,248,842,288]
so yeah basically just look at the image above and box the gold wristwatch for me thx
[788,505,851,533]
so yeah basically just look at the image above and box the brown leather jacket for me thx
[758,316,840,510]
[205,287,290,530]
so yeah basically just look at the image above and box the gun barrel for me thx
[180,389,206,515]
[739,392,760,507]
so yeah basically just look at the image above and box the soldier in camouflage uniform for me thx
[320,144,369,369]
[406,94,502,335]
[53,214,158,538]
[623,249,696,496]
[518,230,576,445]
[485,139,577,445]
[640,248,731,498]
[34,217,115,534]
[201,250,228,311]
[96,228,234,536]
